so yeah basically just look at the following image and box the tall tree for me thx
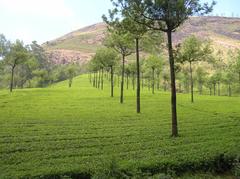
[104,28,134,103]
[103,16,148,113]
[176,35,213,102]
[110,0,215,136]
[4,40,29,92]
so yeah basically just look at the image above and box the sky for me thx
[0,0,239,44]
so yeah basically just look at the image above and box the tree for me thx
[128,61,137,90]
[196,67,208,95]
[176,35,213,102]
[110,0,215,137]
[233,50,240,85]
[223,70,235,97]
[103,16,148,113]
[145,55,163,94]
[66,64,76,88]
[0,34,10,59]
[104,28,134,103]
[4,40,29,92]
[94,48,119,97]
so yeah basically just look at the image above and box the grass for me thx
[0,74,240,178]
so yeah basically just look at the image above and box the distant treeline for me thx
[0,34,84,91]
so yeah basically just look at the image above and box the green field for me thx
[0,75,240,178]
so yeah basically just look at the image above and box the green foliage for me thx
[4,40,29,68]
[145,55,164,72]
[0,34,11,58]
[176,35,213,64]
[103,25,134,57]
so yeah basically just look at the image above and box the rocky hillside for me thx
[43,16,240,64]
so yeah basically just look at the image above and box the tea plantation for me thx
[0,75,239,178]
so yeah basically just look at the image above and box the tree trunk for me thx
[136,38,141,113]
[218,82,220,96]
[167,30,178,137]
[152,67,155,94]
[93,72,96,87]
[118,75,120,88]
[132,73,135,90]
[148,78,150,91]
[69,78,72,88]
[157,73,160,90]
[120,54,125,103]
[10,66,15,92]
[190,62,194,103]
[239,72,240,85]
[213,83,216,96]
[228,84,232,97]
[142,72,144,90]
[210,87,212,96]
[101,68,104,90]
[90,73,92,84]
[98,70,101,89]
[110,66,114,97]
[95,71,98,88]
[199,82,202,95]
[126,74,129,90]
[164,80,167,91]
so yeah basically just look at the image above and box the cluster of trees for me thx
[88,0,217,137]
[0,34,81,91]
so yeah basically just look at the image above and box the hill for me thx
[43,16,240,64]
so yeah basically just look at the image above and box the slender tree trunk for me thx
[90,73,92,84]
[135,38,141,113]
[157,73,160,90]
[164,80,167,91]
[190,62,194,103]
[167,30,178,137]
[142,72,144,90]
[69,78,72,88]
[239,72,240,85]
[152,67,155,94]
[120,54,125,103]
[101,68,104,90]
[110,66,114,97]
[127,74,129,90]
[93,72,95,87]
[228,84,232,97]
[132,73,135,90]
[218,82,220,96]
[148,78,150,91]
[118,75,120,88]
[95,71,98,88]
[98,70,101,89]
[213,83,216,95]
[10,66,15,92]
[210,87,212,96]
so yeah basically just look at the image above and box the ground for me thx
[0,75,239,178]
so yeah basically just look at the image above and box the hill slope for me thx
[43,16,240,64]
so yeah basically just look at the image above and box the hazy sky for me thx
[0,0,239,44]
